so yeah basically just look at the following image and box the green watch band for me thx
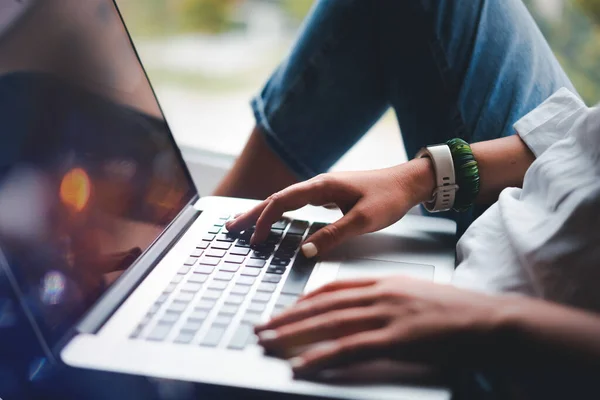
[446,138,480,212]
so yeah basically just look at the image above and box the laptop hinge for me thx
[75,203,200,335]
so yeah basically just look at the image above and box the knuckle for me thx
[312,174,333,190]
[318,224,340,244]
[351,208,371,229]
[268,192,282,203]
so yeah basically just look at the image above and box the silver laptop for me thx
[0,1,455,399]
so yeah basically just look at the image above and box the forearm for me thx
[402,135,536,206]
[213,126,299,199]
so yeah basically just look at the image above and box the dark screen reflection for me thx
[0,1,195,346]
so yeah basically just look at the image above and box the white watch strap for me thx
[416,144,457,212]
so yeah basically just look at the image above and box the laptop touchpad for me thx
[336,258,435,281]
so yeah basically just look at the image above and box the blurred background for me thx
[115,0,600,194]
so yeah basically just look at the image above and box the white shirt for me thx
[453,88,600,312]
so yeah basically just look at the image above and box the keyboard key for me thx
[211,242,232,250]
[252,292,272,303]
[213,314,233,326]
[224,255,245,264]
[230,284,250,295]
[220,304,239,315]
[219,263,240,273]
[207,227,220,235]
[270,257,290,267]
[225,294,246,305]
[241,267,261,277]
[206,249,226,258]
[183,258,197,267]
[178,266,191,275]
[208,280,229,290]
[271,219,290,230]
[235,239,251,248]
[216,233,235,242]
[171,275,184,284]
[280,236,302,249]
[139,313,153,327]
[218,215,230,220]
[247,302,266,313]
[195,299,216,310]
[271,305,287,317]
[246,259,266,268]
[202,234,216,242]
[188,309,209,321]
[181,282,203,293]
[308,222,328,235]
[274,248,296,259]
[188,274,208,284]
[236,276,256,286]
[250,251,270,260]
[174,292,195,303]
[213,221,225,227]
[196,242,209,250]
[148,303,161,315]
[214,271,235,281]
[181,321,203,333]
[202,290,223,300]
[286,220,309,236]
[159,312,180,324]
[262,274,282,284]
[156,293,169,304]
[251,243,275,254]
[241,313,263,325]
[130,325,143,339]
[276,293,299,308]
[266,266,286,275]
[163,283,177,294]
[230,247,251,256]
[228,324,255,350]
[168,302,189,313]
[190,248,204,258]
[257,282,278,293]
[194,265,215,275]
[200,326,225,347]
[199,257,220,266]
[147,324,172,341]
[174,332,195,344]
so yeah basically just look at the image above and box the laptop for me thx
[0,1,455,399]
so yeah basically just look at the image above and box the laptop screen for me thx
[0,0,196,347]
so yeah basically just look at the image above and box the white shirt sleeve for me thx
[514,87,587,158]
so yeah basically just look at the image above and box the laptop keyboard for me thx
[129,215,327,350]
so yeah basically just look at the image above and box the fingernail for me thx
[289,357,305,369]
[258,330,278,342]
[301,243,318,258]
[250,233,256,245]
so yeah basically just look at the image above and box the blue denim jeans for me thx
[251,0,576,235]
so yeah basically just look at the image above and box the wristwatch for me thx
[416,144,458,212]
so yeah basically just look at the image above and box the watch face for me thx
[0,0,35,39]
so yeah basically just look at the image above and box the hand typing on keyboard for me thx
[226,163,434,259]
[132,215,327,350]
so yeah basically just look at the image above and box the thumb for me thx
[300,210,368,258]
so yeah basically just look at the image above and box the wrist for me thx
[402,158,437,205]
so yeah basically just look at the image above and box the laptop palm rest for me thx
[337,258,435,281]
